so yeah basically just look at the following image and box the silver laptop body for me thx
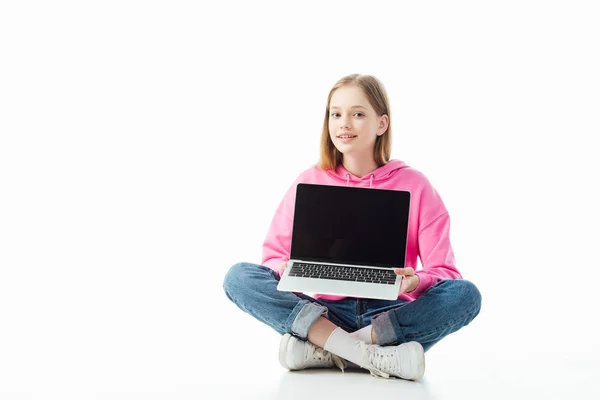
[277,183,411,300]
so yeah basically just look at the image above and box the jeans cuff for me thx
[290,301,328,339]
[372,312,406,346]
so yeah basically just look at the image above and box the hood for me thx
[325,160,410,187]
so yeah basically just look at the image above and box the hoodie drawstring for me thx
[369,174,374,188]
[345,173,350,186]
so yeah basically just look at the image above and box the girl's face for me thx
[328,85,388,160]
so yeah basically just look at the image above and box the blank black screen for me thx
[290,183,411,268]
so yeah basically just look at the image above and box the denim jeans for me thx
[223,262,481,351]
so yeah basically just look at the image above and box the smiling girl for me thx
[223,74,482,380]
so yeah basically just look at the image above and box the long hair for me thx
[318,74,392,170]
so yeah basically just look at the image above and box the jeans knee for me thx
[223,262,251,298]
[457,280,482,316]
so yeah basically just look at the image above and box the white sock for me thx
[323,327,369,368]
[349,325,373,344]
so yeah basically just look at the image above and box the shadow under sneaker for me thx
[361,341,425,380]
[279,333,346,371]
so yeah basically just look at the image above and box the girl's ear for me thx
[377,115,389,136]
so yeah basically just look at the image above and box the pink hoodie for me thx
[261,160,462,301]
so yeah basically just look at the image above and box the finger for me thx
[394,267,414,275]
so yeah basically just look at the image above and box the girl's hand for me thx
[394,267,419,294]
[277,262,288,276]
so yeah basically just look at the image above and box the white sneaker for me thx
[360,341,425,380]
[279,334,346,371]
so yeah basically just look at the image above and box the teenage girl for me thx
[223,74,481,380]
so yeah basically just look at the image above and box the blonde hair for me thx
[318,74,392,170]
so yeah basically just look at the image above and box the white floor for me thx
[196,333,600,400]
[3,269,599,400]
[151,334,600,400]
[175,295,600,400]
[202,358,599,400]
[2,283,599,400]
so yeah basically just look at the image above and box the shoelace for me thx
[358,342,391,379]
[306,344,347,372]
[330,354,347,372]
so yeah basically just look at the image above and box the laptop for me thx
[277,183,411,300]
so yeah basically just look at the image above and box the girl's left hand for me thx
[394,267,419,294]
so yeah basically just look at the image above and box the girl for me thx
[223,74,481,380]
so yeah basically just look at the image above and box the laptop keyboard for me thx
[288,263,397,285]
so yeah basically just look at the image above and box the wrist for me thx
[407,275,420,293]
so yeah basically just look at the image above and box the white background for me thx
[1,1,599,399]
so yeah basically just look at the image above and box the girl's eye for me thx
[330,112,364,118]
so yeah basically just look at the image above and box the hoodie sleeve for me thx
[261,180,299,276]
[411,181,462,297]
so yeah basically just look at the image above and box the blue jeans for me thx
[223,262,481,351]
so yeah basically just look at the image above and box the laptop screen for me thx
[290,183,410,268]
